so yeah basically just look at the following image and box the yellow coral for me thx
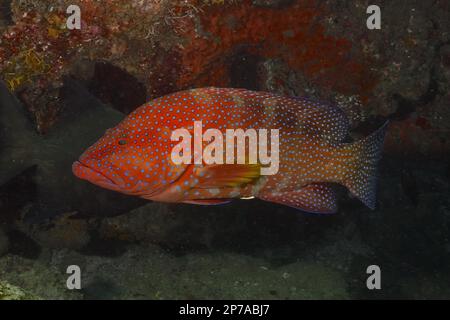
[47,27,61,38]
[45,12,67,38]
[3,49,50,92]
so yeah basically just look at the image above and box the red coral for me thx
[176,0,377,98]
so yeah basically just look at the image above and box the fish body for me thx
[73,87,388,213]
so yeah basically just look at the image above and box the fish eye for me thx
[118,133,128,145]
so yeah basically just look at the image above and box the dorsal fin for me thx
[190,88,350,144]
[290,96,350,144]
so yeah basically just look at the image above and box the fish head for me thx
[72,118,178,197]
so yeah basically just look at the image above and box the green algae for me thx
[0,280,40,300]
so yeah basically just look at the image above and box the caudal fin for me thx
[343,121,389,209]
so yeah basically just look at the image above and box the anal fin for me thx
[259,183,337,214]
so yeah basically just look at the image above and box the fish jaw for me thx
[72,160,163,198]
[72,160,124,192]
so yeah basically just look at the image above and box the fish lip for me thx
[72,160,123,191]
[72,160,161,198]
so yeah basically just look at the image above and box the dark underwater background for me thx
[0,0,449,299]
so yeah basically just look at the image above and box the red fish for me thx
[72,87,388,213]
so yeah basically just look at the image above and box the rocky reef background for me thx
[0,0,449,299]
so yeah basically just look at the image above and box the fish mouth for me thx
[72,160,124,192]
[72,160,165,198]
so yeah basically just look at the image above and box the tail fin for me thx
[342,121,389,209]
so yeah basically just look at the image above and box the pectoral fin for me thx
[193,164,261,189]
